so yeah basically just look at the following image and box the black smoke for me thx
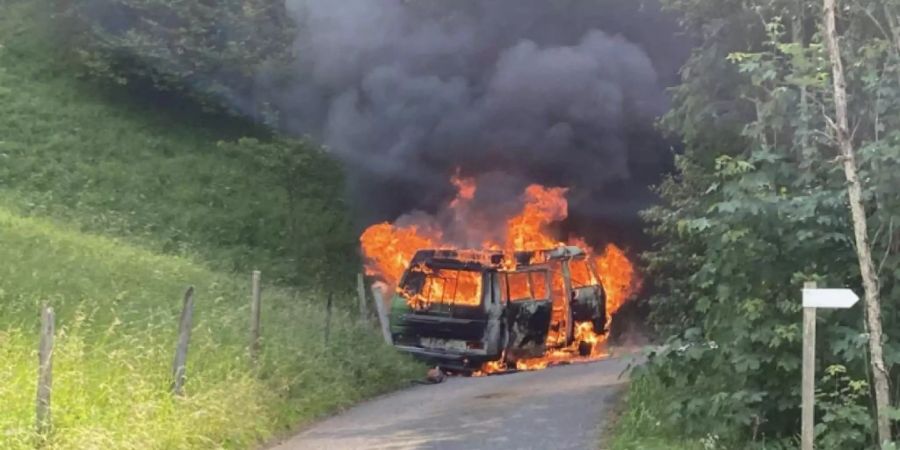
[273,0,688,247]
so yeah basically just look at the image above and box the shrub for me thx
[54,0,295,118]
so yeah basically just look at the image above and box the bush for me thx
[54,0,294,118]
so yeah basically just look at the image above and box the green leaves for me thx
[635,0,900,446]
[676,217,713,234]
[54,0,296,116]
[814,365,872,449]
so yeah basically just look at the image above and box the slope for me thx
[0,0,422,448]
[0,207,420,449]
[0,0,344,285]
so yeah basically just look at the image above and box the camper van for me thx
[388,246,606,371]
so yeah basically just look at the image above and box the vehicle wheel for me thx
[578,341,593,357]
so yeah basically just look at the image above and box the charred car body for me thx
[388,246,606,370]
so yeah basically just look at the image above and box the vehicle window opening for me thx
[530,271,549,299]
[503,270,550,302]
[403,268,482,307]
[568,258,596,288]
[507,272,531,302]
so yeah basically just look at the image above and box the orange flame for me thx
[359,223,440,288]
[449,171,476,208]
[360,173,637,374]
[594,243,638,321]
[506,185,568,253]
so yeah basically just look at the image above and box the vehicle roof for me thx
[409,246,587,272]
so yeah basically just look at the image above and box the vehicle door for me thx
[566,256,607,333]
[502,269,553,360]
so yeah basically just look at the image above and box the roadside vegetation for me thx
[0,207,419,449]
[614,0,900,448]
[608,375,697,450]
[0,0,421,448]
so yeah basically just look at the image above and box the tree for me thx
[821,0,891,442]
[639,0,900,446]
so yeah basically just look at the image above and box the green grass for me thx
[608,372,801,449]
[0,1,423,448]
[0,205,421,449]
[607,375,701,450]
[0,0,333,285]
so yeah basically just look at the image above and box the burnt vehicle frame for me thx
[388,246,607,371]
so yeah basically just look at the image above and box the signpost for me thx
[802,288,860,309]
[801,282,860,450]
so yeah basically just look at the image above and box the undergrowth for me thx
[609,364,800,450]
[608,373,699,450]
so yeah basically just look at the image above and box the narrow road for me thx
[270,356,633,450]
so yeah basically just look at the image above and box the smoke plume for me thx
[274,0,686,245]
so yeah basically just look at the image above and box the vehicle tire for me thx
[578,341,592,357]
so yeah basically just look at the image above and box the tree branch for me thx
[883,3,900,55]
[878,217,894,276]
[860,5,892,43]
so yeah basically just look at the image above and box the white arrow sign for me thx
[802,288,859,309]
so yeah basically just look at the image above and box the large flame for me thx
[359,223,440,288]
[506,185,568,253]
[359,173,637,374]
[594,243,637,321]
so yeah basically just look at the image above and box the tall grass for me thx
[0,207,422,449]
[607,374,700,450]
[609,373,797,449]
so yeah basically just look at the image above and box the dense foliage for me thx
[55,0,294,118]
[626,0,900,447]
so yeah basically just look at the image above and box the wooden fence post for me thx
[324,292,333,344]
[370,286,393,345]
[801,281,817,450]
[356,273,369,324]
[172,286,194,396]
[250,270,261,365]
[36,305,55,435]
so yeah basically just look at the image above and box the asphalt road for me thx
[269,355,633,450]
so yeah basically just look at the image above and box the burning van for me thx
[388,245,606,371]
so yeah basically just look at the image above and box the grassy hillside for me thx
[0,207,420,449]
[0,0,350,286]
[0,1,422,448]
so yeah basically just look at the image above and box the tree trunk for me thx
[822,0,892,445]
